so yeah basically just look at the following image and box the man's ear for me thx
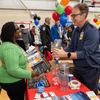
[83,13,86,18]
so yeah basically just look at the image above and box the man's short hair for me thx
[20,24,25,28]
[32,26,35,28]
[45,17,51,23]
[73,3,89,18]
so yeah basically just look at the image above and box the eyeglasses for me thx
[70,13,82,18]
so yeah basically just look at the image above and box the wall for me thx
[0,10,100,32]
[0,11,55,31]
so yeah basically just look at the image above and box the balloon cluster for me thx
[93,13,100,25]
[30,11,41,26]
[52,0,72,26]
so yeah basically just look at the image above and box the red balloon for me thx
[93,18,98,23]
[65,5,72,15]
[99,14,100,16]
[52,12,60,21]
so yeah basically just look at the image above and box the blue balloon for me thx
[60,16,67,26]
[34,19,39,26]
[60,12,67,18]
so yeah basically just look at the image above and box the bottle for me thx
[53,39,62,60]
[53,39,62,49]
[52,60,60,85]
[60,62,69,92]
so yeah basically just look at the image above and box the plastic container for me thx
[53,39,62,49]
[53,39,62,60]
[52,60,60,85]
[60,63,69,92]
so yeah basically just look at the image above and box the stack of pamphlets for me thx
[26,46,52,75]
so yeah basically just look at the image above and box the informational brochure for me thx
[26,46,52,75]
[65,91,91,100]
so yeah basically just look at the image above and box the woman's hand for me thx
[33,73,45,80]
[31,71,39,78]
[52,47,67,58]
[31,71,45,79]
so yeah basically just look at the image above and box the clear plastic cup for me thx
[53,39,62,49]
[60,63,69,92]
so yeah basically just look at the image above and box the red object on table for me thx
[26,72,90,100]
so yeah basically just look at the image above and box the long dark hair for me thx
[67,24,75,38]
[1,22,16,43]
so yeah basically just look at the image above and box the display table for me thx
[26,72,90,100]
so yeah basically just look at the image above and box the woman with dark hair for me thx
[0,22,40,100]
[67,24,75,40]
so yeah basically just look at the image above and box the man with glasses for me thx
[52,3,100,95]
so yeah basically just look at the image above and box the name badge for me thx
[79,31,84,40]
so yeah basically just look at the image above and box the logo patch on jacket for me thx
[79,30,84,40]
[43,27,46,31]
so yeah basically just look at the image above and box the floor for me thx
[0,60,100,100]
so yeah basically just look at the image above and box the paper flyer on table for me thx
[65,91,91,100]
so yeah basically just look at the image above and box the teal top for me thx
[0,42,31,83]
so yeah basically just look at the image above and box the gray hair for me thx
[73,3,89,18]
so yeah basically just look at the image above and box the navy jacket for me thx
[65,21,100,70]
[98,30,100,44]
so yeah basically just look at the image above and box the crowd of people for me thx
[0,2,100,100]
[14,18,74,52]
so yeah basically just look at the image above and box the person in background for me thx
[20,24,31,50]
[16,37,26,51]
[52,3,100,95]
[50,20,63,43]
[40,17,52,52]
[61,25,68,48]
[67,24,75,41]
[30,26,36,46]
[0,22,41,100]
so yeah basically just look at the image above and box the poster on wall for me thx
[15,22,30,30]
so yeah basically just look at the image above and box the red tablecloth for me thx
[26,72,90,100]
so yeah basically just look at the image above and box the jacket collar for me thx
[75,21,89,32]
[54,24,61,27]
